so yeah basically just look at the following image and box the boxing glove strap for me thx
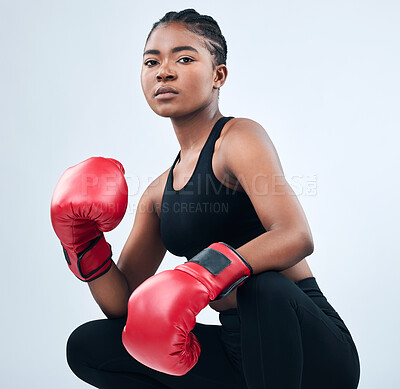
[62,233,113,282]
[175,242,253,301]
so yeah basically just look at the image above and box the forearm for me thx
[88,261,130,319]
[235,229,314,274]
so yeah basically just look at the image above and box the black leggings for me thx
[67,271,360,388]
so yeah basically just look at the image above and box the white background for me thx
[1,0,399,388]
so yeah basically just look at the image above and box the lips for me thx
[155,86,179,96]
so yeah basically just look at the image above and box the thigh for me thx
[237,272,360,389]
[67,317,244,389]
[289,286,360,389]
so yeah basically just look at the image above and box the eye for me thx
[144,59,158,67]
[178,57,194,64]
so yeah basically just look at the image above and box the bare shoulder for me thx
[218,116,313,240]
[220,117,284,179]
[222,117,273,145]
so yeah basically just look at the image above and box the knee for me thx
[237,271,295,305]
[66,322,94,378]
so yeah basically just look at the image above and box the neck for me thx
[170,104,223,160]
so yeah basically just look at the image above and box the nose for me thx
[156,62,177,81]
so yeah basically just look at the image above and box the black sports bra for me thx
[160,116,266,259]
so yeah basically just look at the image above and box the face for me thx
[141,22,227,118]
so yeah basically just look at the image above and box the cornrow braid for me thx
[146,8,228,67]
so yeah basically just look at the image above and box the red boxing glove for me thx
[122,242,253,375]
[50,157,128,281]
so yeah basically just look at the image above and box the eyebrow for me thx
[143,46,199,57]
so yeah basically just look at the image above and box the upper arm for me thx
[117,178,167,294]
[223,118,313,244]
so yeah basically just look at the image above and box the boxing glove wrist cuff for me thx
[175,242,253,301]
[62,233,113,282]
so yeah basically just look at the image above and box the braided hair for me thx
[146,9,228,67]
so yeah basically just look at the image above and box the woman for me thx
[63,8,360,389]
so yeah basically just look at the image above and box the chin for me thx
[151,106,188,119]
[152,108,175,118]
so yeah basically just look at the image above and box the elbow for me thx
[298,231,314,257]
[103,305,128,319]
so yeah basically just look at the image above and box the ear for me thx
[213,64,228,89]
